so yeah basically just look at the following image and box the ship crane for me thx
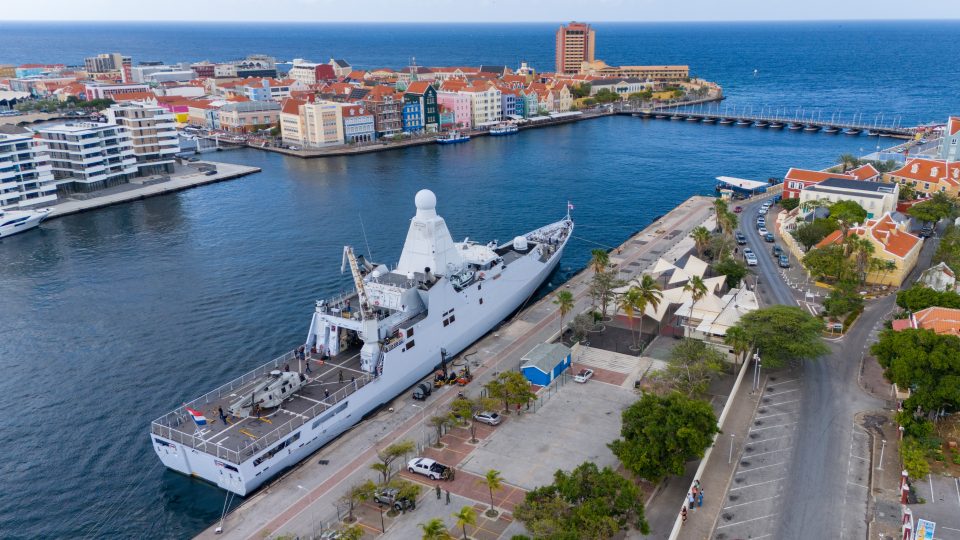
[342,245,373,320]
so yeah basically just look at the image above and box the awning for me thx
[716,176,768,192]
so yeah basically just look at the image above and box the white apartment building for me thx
[0,133,57,210]
[302,100,345,147]
[38,123,137,193]
[104,103,180,175]
[461,85,502,127]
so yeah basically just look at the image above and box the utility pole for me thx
[752,351,762,392]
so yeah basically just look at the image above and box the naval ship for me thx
[150,189,572,495]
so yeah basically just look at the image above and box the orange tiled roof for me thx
[849,163,880,180]
[815,213,921,259]
[405,81,432,94]
[785,167,856,183]
[912,307,960,336]
[280,97,305,115]
[889,158,960,187]
[111,91,156,102]
[346,70,366,80]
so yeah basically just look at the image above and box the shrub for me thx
[900,437,931,479]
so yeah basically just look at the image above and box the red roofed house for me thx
[892,307,960,337]
[884,158,960,199]
[782,168,857,199]
[939,116,960,161]
[815,212,922,285]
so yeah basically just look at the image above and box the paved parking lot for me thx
[459,377,636,490]
[713,373,801,539]
[909,475,960,539]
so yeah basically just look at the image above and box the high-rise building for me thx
[84,52,131,81]
[555,22,595,75]
[38,123,137,194]
[0,133,58,210]
[104,103,180,176]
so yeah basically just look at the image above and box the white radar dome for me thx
[513,236,529,251]
[415,189,437,211]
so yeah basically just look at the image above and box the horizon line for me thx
[3,17,959,24]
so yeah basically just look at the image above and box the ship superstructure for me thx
[150,189,572,495]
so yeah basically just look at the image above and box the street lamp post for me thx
[410,403,427,448]
[729,433,735,464]
[297,485,317,538]
[752,351,762,392]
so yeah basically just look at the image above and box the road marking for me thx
[755,411,795,420]
[736,462,788,474]
[723,494,782,509]
[848,480,869,489]
[955,478,960,508]
[763,388,799,395]
[850,455,869,462]
[750,434,793,445]
[716,512,780,529]
[746,447,793,459]
[749,421,798,433]
[729,477,786,491]
[763,399,800,406]
[930,475,935,500]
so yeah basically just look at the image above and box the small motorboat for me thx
[436,131,470,144]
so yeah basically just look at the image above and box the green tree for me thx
[896,284,960,311]
[908,192,956,224]
[724,325,752,367]
[374,439,415,484]
[682,275,708,335]
[801,199,828,223]
[871,328,960,413]
[803,245,854,282]
[713,257,748,288]
[452,506,477,540]
[568,312,595,343]
[484,371,535,413]
[419,518,451,540]
[900,437,931,480]
[828,200,868,251]
[631,273,663,341]
[847,234,876,283]
[514,461,650,539]
[691,226,711,258]
[837,153,861,172]
[712,198,729,222]
[593,88,620,104]
[480,469,504,515]
[609,392,719,482]
[729,305,829,368]
[934,223,960,275]
[657,338,725,396]
[428,415,449,446]
[449,395,500,443]
[589,248,609,275]
[338,524,364,540]
[823,281,864,317]
[340,479,376,522]
[719,210,739,237]
[708,232,734,261]
[898,182,917,201]
[554,289,575,336]
[794,217,839,250]
[780,197,801,211]
[589,270,623,319]
[571,83,592,98]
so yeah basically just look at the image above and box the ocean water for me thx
[0,21,957,539]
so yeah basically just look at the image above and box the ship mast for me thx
[342,245,373,319]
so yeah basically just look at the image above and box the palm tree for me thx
[802,199,826,223]
[617,286,643,350]
[631,274,663,348]
[838,153,859,172]
[419,518,450,540]
[723,326,751,367]
[452,506,477,540]
[553,290,575,338]
[849,235,875,283]
[481,469,503,515]
[722,210,739,237]
[682,276,708,336]
[590,248,609,275]
[713,198,728,219]
[690,226,711,258]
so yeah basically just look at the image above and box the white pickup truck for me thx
[407,457,454,480]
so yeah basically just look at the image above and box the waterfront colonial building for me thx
[362,87,402,137]
[217,101,281,133]
[799,177,899,219]
[436,91,472,128]
[782,163,879,199]
[341,105,375,143]
[403,81,439,132]
[328,59,352,79]
[289,61,337,86]
[578,60,689,81]
[0,132,58,210]
[279,98,307,147]
[460,84,502,127]
[38,122,137,194]
[104,102,180,176]
[555,22,596,75]
[885,158,960,198]
[401,99,423,133]
[589,78,649,97]
[499,88,520,120]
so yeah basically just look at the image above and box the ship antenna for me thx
[359,213,374,262]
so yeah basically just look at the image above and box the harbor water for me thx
[1,21,958,539]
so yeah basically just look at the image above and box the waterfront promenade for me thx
[44,161,260,219]
[196,195,717,540]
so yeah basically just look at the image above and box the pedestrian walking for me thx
[445,490,450,505]
[698,491,703,507]
[692,486,698,500]
[218,406,227,424]
[324,388,330,399]
[681,507,687,523]
[694,479,701,491]
[338,370,344,383]
[688,492,695,510]
[305,360,312,374]
[436,484,441,499]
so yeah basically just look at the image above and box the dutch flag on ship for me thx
[185,406,208,426]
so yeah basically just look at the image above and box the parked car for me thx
[778,254,791,268]
[772,244,783,257]
[374,487,416,511]
[407,457,453,480]
[758,227,769,236]
[412,382,432,401]
[735,231,747,245]
[756,218,766,228]
[318,531,341,540]
[919,226,934,238]
[764,232,775,242]
[733,206,743,213]
[573,368,594,383]
[473,411,502,426]
[743,248,758,266]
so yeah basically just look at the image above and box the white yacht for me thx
[0,208,51,239]
[150,189,573,495]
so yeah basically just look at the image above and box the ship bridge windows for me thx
[253,432,301,467]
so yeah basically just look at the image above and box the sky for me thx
[5,0,960,22]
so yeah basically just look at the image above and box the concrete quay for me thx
[195,195,718,540]
[45,161,261,219]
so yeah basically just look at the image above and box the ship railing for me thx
[234,373,376,461]
[150,421,244,464]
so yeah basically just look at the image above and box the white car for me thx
[473,411,502,425]
[758,227,769,236]
[573,368,594,383]
[407,457,452,480]
[745,253,759,266]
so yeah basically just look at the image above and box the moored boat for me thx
[437,131,470,144]
[0,208,51,239]
[489,123,519,136]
